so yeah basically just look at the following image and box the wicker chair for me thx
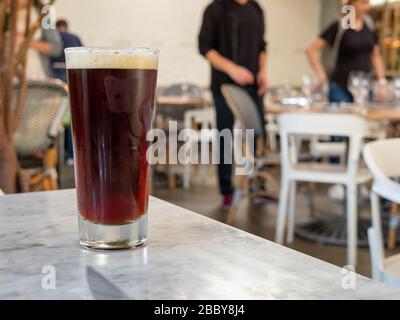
[221,84,279,224]
[13,79,69,191]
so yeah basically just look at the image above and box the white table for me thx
[1,190,399,300]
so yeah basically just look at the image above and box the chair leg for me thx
[371,191,385,257]
[368,228,383,282]
[168,174,176,190]
[286,181,297,244]
[44,167,59,190]
[227,188,245,225]
[308,182,316,218]
[227,176,247,225]
[183,165,191,190]
[369,191,386,283]
[346,184,358,268]
[275,178,290,244]
[268,130,277,152]
[199,165,208,186]
[388,203,399,251]
[183,141,198,190]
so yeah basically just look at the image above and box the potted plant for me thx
[0,0,56,193]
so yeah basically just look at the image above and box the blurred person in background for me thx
[51,19,83,166]
[198,0,268,210]
[51,19,83,83]
[16,0,62,80]
[306,0,386,103]
[306,0,386,200]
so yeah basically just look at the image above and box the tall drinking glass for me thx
[65,48,159,250]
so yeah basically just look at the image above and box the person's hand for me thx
[374,80,389,102]
[312,73,327,92]
[257,71,268,95]
[228,64,255,86]
[15,33,25,49]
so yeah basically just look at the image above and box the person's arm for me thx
[206,50,254,85]
[257,51,267,95]
[371,45,385,81]
[371,44,387,101]
[29,40,52,55]
[198,5,254,86]
[306,37,328,89]
[40,28,63,57]
[256,8,268,95]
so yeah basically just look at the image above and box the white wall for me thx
[264,0,321,85]
[55,0,321,87]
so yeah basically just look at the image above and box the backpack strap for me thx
[363,14,376,32]
[329,20,346,75]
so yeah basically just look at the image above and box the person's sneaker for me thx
[66,158,74,166]
[222,194,233,211]
[328,184,345,202]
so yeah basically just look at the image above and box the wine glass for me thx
[348,71,370,115]
[392,76,400,113]
[301,75,313,109]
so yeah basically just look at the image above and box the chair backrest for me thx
[363,139,400,203]
[221,84,264,138]
[13,80,69,157]
[278,112,370,173]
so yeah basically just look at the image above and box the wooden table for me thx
[1,189,400,300]
[156,95,210,107]
[266,103,400,122]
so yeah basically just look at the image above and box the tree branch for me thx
[16,0,57,64]
[12,0,31,133]
[0,0,8,124]
[3,0,19,138]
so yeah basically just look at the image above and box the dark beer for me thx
[66,49,158,234]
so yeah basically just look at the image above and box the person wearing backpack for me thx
[198,0,268,210]
[306,0,386,103]
[306,0,386,201]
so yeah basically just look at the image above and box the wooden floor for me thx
[61,164,400,278]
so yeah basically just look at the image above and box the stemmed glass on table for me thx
[392,76,400,113]
[348,71,370,115]
[302,75,313,110]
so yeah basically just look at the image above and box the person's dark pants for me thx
[52,69,68,83]
[328,81,354,164]
[65,126,74,160]
[212,86,265,196]
[328,81,354,104]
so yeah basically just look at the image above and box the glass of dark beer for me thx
[65,48,159,250]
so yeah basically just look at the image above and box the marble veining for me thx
[0,189,399,300]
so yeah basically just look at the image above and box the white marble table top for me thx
[1,189,399,300]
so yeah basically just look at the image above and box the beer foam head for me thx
[65,47,159,70]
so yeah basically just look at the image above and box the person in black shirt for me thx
[306,0,386,103]
[198,0,268,209]
[51,19,83,83]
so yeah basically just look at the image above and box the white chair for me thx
[275,113,372,267]
[266,114,279,152]
[304,121,386,165]
[182,107,216,189]
[0,189,4,196]
[310,136,347,161]
[363,139,400,288]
